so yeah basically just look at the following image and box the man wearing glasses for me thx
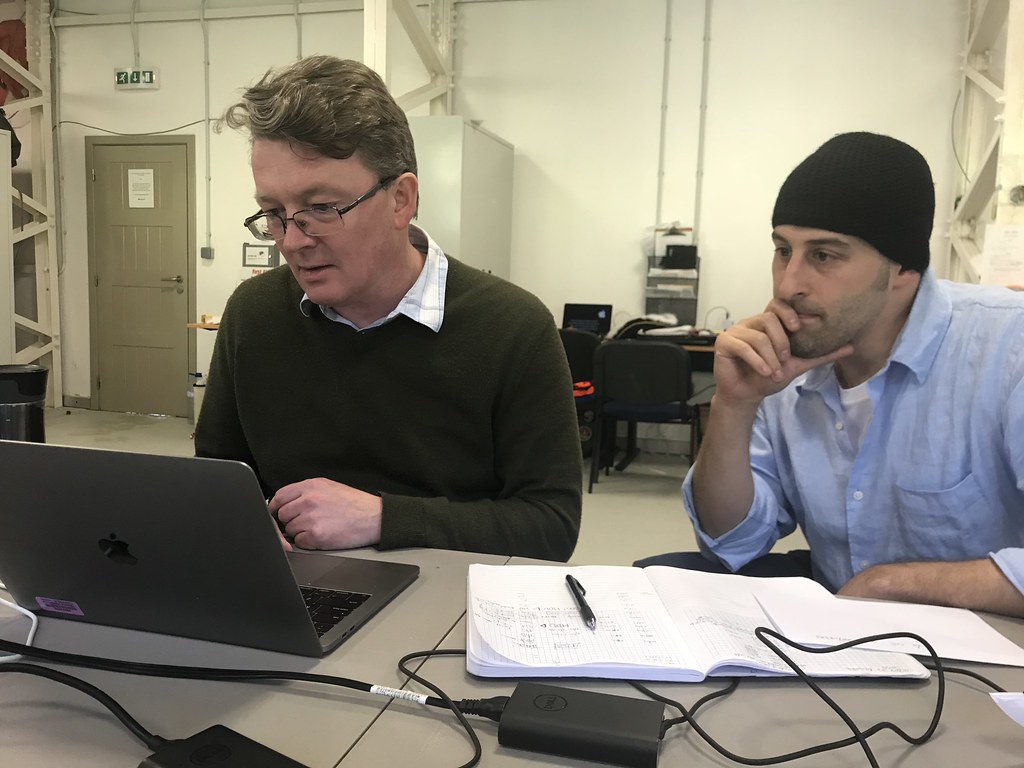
[196,56,582,561]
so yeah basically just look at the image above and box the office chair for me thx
[558,327,602,457]
[588,339,700,492]
[558,327,601,384]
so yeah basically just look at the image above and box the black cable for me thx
[0,637,449,709]
[922,662,1005,693]
[57,118,207,136]
[0,638,507,768]
[397,648,485,768]
[0,662,168,751]
[648,629,946,766]
[0,633,971,768]
[950,87,970,183]
[647,682,896,766]
[628,678,740,738]
[753,627,944,768]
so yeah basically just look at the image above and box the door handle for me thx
[160,275,183,283]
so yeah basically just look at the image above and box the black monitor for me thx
[562,303,612,337]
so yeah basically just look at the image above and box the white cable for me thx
[0,595,38,663]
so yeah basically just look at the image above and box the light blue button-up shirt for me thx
[300,225,448,332]
[684,270,1024,593]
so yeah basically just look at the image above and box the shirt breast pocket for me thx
[892,471,1001,560]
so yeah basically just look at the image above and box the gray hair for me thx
[222,56,417,181]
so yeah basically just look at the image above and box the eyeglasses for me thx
[243,176,398,241]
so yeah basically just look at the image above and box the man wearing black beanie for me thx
[638,132,1024,618]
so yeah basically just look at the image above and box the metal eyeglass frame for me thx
[243,175,398,241]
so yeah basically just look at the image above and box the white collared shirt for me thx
[299,225,448,332]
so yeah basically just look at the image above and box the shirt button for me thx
[835,420,844,430]
[860,560,870,570]
[852,490,864,501]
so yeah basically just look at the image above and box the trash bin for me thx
[0,364,48,442]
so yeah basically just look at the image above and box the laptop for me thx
[0,439,419,657]
[562,303,613,337]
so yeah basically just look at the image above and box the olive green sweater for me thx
[195,258,582,561]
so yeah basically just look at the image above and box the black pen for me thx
[565,574,597,630]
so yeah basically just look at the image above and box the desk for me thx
[346,564,1024,767]
[681,342,715,374]
[6,550,1024,767]
[0,548,507,767]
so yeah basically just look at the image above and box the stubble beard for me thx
[786,262,893,359]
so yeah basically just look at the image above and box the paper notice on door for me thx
[128,168,155,208]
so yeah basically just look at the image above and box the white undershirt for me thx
[838,380,873,452]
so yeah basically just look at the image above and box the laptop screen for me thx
[562,304,612,337]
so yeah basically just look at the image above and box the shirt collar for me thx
[795,269,951,394]
[885,269,950,383]
[298,224,449,333]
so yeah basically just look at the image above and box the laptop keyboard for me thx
[300,585,372,637]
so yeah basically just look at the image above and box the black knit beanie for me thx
[771,132,935,272]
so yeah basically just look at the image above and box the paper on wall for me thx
[980,223,1024,287]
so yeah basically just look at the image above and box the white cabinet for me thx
[408,116,514,279]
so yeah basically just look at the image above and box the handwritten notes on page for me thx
[466,565,928,682]
[468,564,702,681]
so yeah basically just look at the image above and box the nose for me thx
[775,253,809,300]
[279,217,317,252]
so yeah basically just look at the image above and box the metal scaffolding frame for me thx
[948,0,1024,282]
[364,0,453,113]
[0,0,61,405]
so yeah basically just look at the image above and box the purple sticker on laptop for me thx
[36,597,84,616]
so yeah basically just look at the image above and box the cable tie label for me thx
[370,685,428,705]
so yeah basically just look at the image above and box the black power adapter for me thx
[497,682,664,768]
[138,724,309,768]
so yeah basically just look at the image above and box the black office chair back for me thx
[589,340,699,491]
[594,340,693,407]
[558,327,601,384]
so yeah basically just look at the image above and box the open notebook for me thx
[466,565,929,682]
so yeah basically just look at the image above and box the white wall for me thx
[697,0,964,321]
[51,0,965,401]
[454,0,964,327]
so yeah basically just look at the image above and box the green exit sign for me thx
[114,67,159,90]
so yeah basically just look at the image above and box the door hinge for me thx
[94,273,99,287]
[96,376,101,391]
[91,169,95,182]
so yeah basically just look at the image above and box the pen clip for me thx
[567,574,585,596]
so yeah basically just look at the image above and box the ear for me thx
[892,265,922,291]
[391,172,419,230]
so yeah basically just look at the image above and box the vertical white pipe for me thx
[692,0,713,245]
[655,0,672,225]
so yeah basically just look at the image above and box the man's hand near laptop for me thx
[269,478,383,550]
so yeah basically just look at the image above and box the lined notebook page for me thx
[468,564,701,676]
[645,568,929,678]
